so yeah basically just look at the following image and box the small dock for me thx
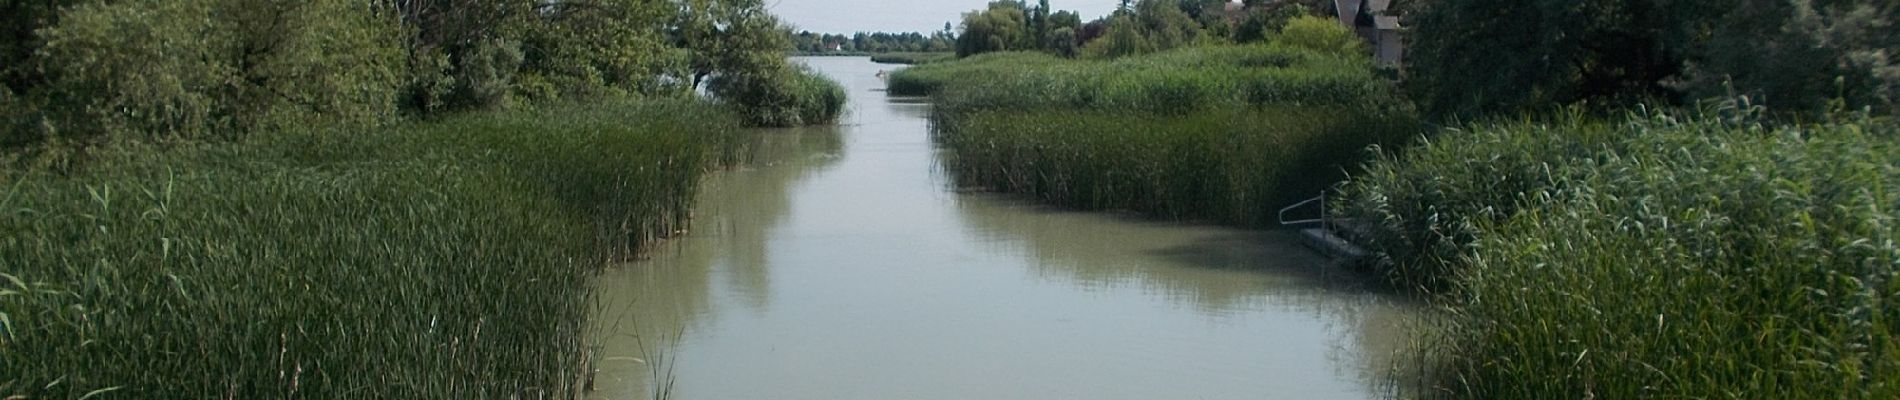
[1279,193,1369,262]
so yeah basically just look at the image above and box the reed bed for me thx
[884,51,1068,97]
[915,45,1416,227]
[941,107,1415,226]
[1339,111,1900,398]
[869,52,956,65]
[892,46,1384,112]
[0,99,745,398]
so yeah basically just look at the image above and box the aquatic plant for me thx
[1339,110,1900,398]
[914,45,1415,227]
[0,99,745,397]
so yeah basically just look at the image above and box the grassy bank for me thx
[913,46,1417,226]
[1339,111,1900,398]
[0,100,745,397]
[869,52,955,65]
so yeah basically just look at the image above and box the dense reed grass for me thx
[868,52,955,65]
[940,107,1415,226]
[915,45,1416,227]
[1339,111,1900,398]
[0,99,745,398]
[892,46,1385,112]
[884,51,1068,96]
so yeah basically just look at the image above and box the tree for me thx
[956,1,1032,57]
[1685,0,1897,115]
[673,0,792,92]
[1271,15,1367,59]
[1234,2,1311,43]
[1081,15,1155,59]
[1404,0,1900,119]
[34,0,407,141]
[1083,0,1199,59]
[1046,27,1079,58]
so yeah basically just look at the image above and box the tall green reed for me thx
[1339,110,1900,398]
[0,99,745,398]
[914,45,1416,227]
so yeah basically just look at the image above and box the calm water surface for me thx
[587,57,1415,399]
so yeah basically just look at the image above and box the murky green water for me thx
[587,57,1415,399]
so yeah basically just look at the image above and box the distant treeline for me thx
[1,0,840,151]
[790,29,958,54]
[952,0,1328,59]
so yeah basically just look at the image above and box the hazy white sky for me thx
[766,0,1125,34]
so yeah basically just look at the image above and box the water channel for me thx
[587,57,1415,399]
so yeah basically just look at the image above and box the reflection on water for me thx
[586,57,1416,400]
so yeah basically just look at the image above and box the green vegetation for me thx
[1,0,838,152]
[1339,110,1900,398]
[910,43,1416,226]
[948,0,1326,61]
[870,52,958,65]
[0,100,745,397]
[922,1,1900,397]
[0,0,834,396]
[710,65,847,127]
[943,107,1412,226]
[791,30,957,54]
[885,51,1066,96]
[1405,0,1897,119]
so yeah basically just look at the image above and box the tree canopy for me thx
[1,0,826,147]
[1404,0,1898,119]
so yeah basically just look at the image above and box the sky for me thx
[766,0,1125,34]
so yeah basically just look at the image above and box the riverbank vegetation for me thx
[1341,110,1899,398]
[920,0,1899,398]
[1,100,746,397]
[0,0,832,397]
[869,52,957,65]
[909,25,1416,226]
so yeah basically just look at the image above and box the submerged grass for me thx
[914,45,1417,227]
[0,99,744,398]
[1339,111,1900,398]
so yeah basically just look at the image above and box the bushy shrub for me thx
[709,65,846,127]
[31,0,406,144]
[1270,16,1366,60]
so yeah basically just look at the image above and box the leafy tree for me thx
[1046,27,1080,58]
[1271,15,1367,59]
[956,1,1033,57]
[1081,0,1199,59]
[513,0,673,101]
[1234,2,1312,44]
[1081,15,1156,59]
[33,0,406,142]
[1686,0,1897,115]
[1404,0,1896,119]
[673,0,792,92]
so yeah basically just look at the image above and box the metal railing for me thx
[1278,192,1330,232]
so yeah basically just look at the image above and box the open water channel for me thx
[586,57,1416,400]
